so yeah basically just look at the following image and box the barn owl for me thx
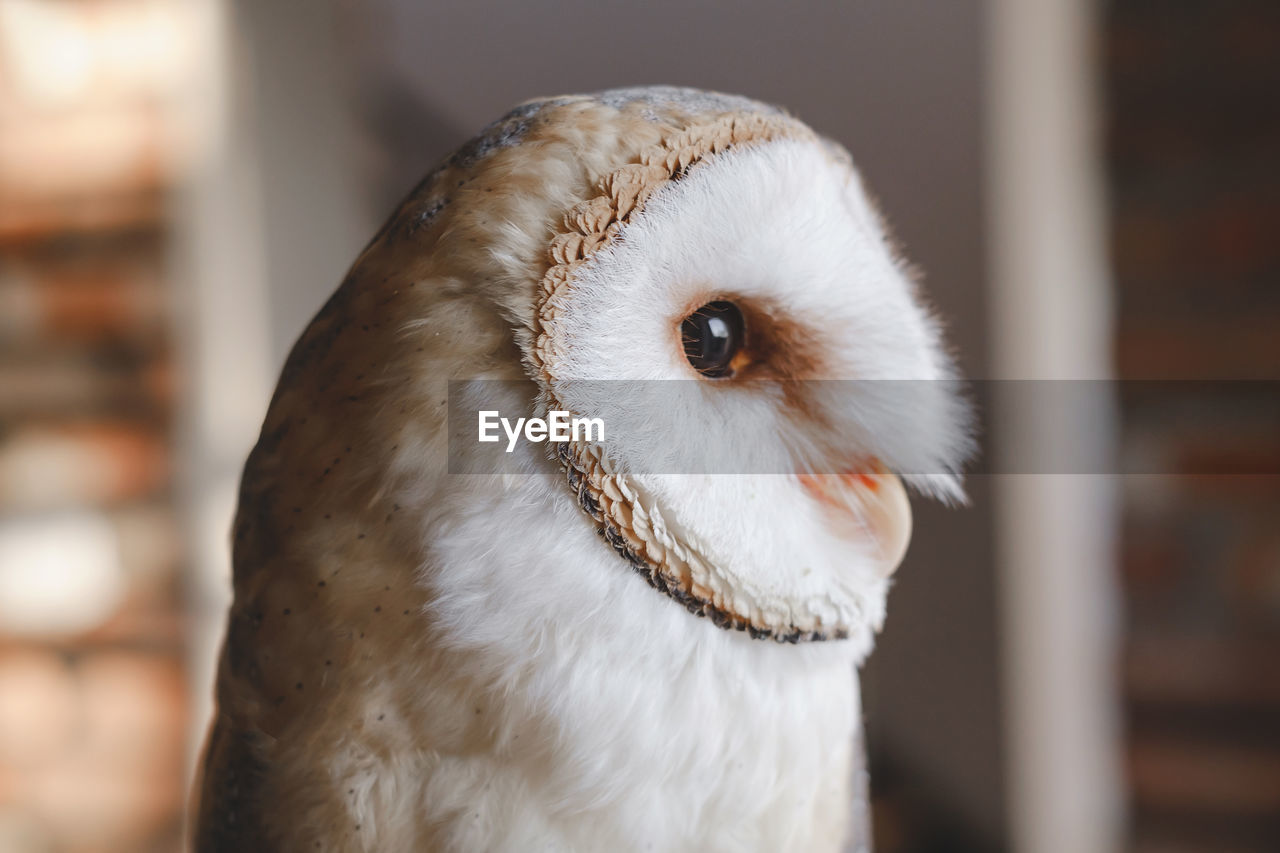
[194,86,971,853]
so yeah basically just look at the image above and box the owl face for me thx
[526,101,971,649]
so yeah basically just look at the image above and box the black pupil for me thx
[682,301,745,378]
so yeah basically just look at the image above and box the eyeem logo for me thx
[478,411,605,453]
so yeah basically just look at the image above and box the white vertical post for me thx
[986,0,1125,851]
[169,0,276,795]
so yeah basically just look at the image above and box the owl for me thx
[194,86,971,853]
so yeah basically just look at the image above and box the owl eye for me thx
[681,301,745,378]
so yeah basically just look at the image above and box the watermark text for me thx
[478,410,605,453]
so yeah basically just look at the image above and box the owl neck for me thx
[418,476,874,849]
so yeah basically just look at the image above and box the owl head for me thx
[275,86,971,662]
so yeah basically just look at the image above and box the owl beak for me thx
[797,462,913,578]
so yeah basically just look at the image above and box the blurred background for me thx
[0,0,1276,851]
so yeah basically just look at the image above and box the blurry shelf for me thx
[0,192,166,245]
[0,351,173,420]
[1128,734,1280,815]
[1126,632,1280,710]
[0,420,171,512]
[0,262,167,348]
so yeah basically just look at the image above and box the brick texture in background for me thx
[1107,1,1280,849]
[0,2,190,851]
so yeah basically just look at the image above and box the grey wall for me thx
[244,0,1003,842]
[231,0,371,369]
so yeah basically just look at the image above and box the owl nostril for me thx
[681,300,745,377]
